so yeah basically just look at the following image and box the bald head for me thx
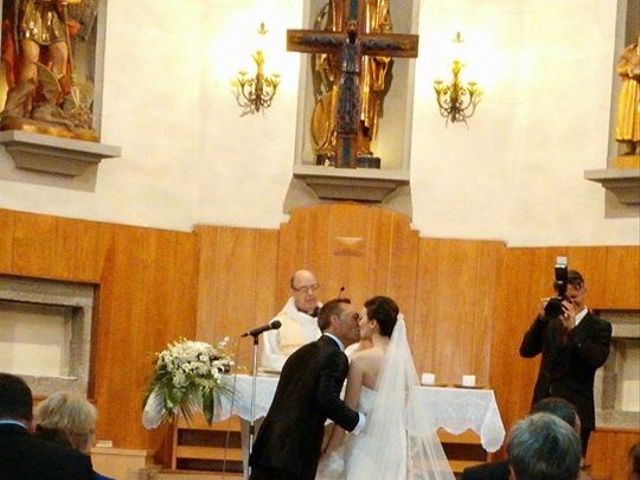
[290,270,319,313]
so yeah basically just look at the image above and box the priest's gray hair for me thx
[507,412,581,480]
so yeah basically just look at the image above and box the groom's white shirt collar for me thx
[323,333,345,351]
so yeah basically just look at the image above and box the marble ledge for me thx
[584,167,640,205]
[0,130,121,176]
[293,164,410,202]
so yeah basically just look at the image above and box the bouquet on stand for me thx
[142,338,234,429]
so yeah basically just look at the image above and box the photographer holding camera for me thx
[519,264,612,456]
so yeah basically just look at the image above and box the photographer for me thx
[519,269,611,456]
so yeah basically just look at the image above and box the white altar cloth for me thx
[214,374,279,422]
[214,375,505,452]
[410,386,505,452]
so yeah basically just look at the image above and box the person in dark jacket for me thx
[249,298,364,480]
[519,270,611,455]
[0,373,94,480]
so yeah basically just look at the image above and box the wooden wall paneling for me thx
[326,204,371,306]
[386,211,419,333]
[195,226,281,370]
[471,241,504,386]
[303,205,332,300]
[94,225,198,450]
[363,207,394,297]
[603,246,640,309]
[587,429,640,480]
[0,209,15,272]
[254,229,279,338]
[490,247,541,443]
[275,209,307,304]
[412,239,503,384]
[195,226,221,345]
[413,239,440,377]
[11,212,104,282]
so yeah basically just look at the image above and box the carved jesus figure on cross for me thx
[287,0,419,168]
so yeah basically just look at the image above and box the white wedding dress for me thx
[316,317,455,480]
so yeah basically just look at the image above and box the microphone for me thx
[241,320,282,338]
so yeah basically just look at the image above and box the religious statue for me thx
[1,0,99,140]
[311,0,394,166]
[614,34,640,156]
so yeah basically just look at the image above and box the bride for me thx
[317,296,455,480]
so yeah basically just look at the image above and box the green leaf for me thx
[202,389,214,425]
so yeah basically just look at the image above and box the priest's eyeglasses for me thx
[292,284,320,294]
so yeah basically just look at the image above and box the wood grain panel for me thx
[603,247,640,309]
[93,226,198,450]
[587,428,640,480]
[11,213,106,282]
[194,226,280,370]
[413,239,503,385]
[0,209,15,272]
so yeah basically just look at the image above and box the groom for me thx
[249,298,365,480]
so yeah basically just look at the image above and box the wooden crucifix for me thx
[287,0,419,168]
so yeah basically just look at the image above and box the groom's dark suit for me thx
[249,334,360,480]
[0,422,94,480]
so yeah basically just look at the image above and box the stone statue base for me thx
[315,153,381,169]
[1,117,98,142]
[356,155,381,169]
[614,155,640,169]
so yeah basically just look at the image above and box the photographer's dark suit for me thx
[519,311,611,453]
[249,334,360,480]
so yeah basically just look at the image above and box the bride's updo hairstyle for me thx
[364,296,399,338]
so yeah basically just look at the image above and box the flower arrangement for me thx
[142,338,234,429]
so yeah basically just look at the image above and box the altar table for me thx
[215,374,505,452]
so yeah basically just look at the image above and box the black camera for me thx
[544,256,569,318]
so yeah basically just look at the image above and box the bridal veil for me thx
[349,315,455,480]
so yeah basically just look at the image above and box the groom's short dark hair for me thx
[318,298,351,331]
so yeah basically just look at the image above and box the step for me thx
[153,469,243,480]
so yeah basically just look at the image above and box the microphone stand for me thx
[247,332,260,478]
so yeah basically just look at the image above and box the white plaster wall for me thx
[0,0,637,246]
[0,0,204,229]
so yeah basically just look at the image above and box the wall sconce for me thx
[433,32,481,124]
[233,23,281,116]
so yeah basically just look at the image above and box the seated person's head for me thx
[0,373,33,426]
[531,397,581,434]
[36,391,97,453]
[630,443,640,480]
[362,296,399,338]
[507,412,581,480]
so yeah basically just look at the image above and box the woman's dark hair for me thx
[364,296,399,338]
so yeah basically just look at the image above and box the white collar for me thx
[323,333,345,351]
[575,307,588,326]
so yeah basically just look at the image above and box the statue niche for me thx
[0,0,99,141]
[311,0,394,168]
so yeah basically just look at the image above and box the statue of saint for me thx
[614,34,640,156]
[1,0,98,140]
[311,0,394,165]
